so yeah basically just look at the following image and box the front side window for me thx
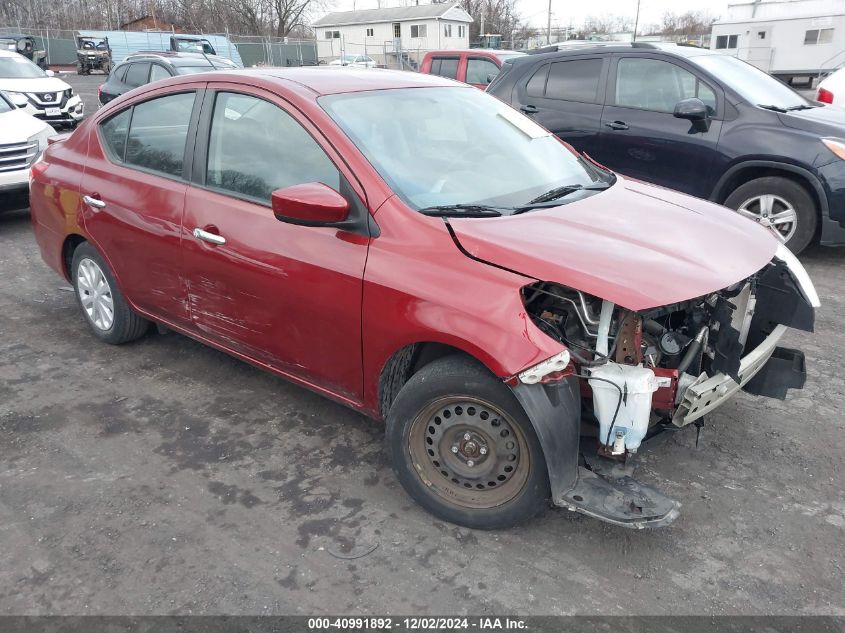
[205,92,340,204]
[430,56,459,79]
[321,86,606,212]
[615,57,716,114]
[124,62,150,88]
[466,58,500,85]
[124,92,195,177]
[545,58,603,103]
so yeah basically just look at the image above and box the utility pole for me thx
[546,0,552,45]
[632,0,641,42]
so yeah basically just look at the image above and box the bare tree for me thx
[460,0,527,46]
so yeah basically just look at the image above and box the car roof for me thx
[0,49,30,58]
[147,67,461,96]
[520,41,717,63]
[123,51,231,67]
[424,49,525,57]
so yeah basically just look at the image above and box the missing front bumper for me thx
[673,324,788,426]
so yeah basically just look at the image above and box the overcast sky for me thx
[328,0,732,31]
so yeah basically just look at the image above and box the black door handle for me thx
[520,104,538,114]
[604,120,629,130]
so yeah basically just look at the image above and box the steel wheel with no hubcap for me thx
[408,396,530,509]
[736,194,798,243]
[76,257,114,331]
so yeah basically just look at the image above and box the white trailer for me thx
[710,0,845,84]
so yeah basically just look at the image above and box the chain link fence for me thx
[0,25,318,68]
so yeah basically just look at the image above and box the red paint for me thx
[271,182,349,224]
[419,50,512,88]
[447,175,777,311]
[29,68,779,421]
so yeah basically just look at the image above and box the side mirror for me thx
[271,182,349,226]
[486,73,497,84]
[673,97,711,132]
[45,69,55,77]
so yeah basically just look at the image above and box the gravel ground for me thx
[0,74,842,617]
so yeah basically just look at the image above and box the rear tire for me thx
[70,242,149,345]
[386,355,549,529]
[724,176,817,254]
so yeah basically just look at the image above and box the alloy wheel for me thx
[76,258,114,331]
[736,193,798,243]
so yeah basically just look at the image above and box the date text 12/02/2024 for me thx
[307,617,528,630]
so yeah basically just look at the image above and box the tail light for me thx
[818,87,834,104]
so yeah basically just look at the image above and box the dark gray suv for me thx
[488,42,845,253]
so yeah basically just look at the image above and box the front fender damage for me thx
[509,376,680,529]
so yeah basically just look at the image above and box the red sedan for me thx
[29,68,818,529]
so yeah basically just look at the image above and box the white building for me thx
[313,3,473,67]
[710,0,845,80]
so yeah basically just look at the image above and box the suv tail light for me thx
[818,87,834,104]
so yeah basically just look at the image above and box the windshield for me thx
[0,55,45,78]
[320,87,608,213]
[691,54,809,109]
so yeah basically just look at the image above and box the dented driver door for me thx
[180,86,368,402]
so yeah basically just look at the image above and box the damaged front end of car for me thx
[510,244,819,528]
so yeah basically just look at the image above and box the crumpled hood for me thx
[447,176,778,311]
[0,76,71,94]
[777,105,845,136]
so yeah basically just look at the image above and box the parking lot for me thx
[1,72,844,616]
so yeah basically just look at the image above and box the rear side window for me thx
[99,108,131,160]
[526,64,549,97]
[124,62,150,88]
[466,57,500,85]
[430,56,459,80]
[124,92,195,177]
[149,64,171,82]
[544,58,603,103]
[205,92,340,204]
[112,63,129,82]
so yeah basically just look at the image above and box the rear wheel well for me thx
[716,166,820,215]
[62,234,87,281]
[378,343,482,420]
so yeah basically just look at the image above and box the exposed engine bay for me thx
[522,250,817,460]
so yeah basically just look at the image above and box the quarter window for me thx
[466,58,500,85]
[205,92,340,204]
[544,58,603,103]
[99,108,131,161]
[526,64,549,97]
[125,92,195,177]
[124,62,150,88]
[615,58,716,114]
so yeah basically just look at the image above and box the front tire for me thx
[386,355,549,529]
[71,242,149,344]
[724,176,817,254]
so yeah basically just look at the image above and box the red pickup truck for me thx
[419,49,525,88]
